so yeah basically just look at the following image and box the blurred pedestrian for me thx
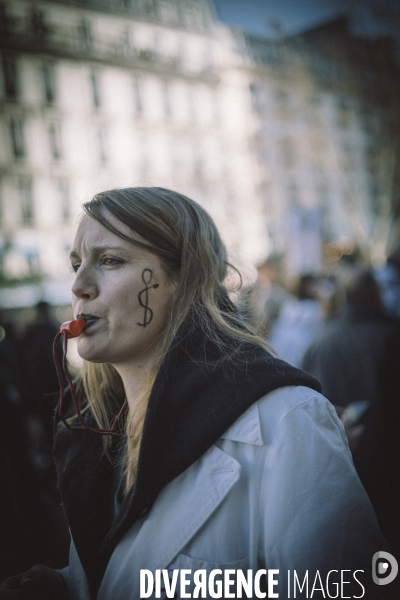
[1,302,71,580]
[0,316,29,581]
[21,301,60,444]
[302,267,400,558]
[268,274,322,367]
[238,256,288,337]
[374,244,400,318]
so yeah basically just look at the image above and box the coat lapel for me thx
[98,445,241,599]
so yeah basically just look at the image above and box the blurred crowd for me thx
[0,302,69,581]
[239,244,400,561]
[0,245,399,578]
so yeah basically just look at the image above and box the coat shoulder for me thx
[255,385,339,447]
[221,385,337,448]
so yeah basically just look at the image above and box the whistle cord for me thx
[52,331,126,437]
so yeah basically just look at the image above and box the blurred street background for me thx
[1,0,400,581]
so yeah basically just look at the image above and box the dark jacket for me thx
[302,307,400,556]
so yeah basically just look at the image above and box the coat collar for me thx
[54,313,321,595]
[220,402,264,445]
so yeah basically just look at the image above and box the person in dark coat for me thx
[21,302,61,440]
[375,244,400,318]
[302,266,400,559]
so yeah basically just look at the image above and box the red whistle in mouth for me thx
[60,318,86,339]
[54,317,125,437]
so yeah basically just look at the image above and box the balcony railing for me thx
[0,14,219,84]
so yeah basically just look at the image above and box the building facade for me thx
[1,3,400,307]
[0,0,266,306]
[241,17,400,272]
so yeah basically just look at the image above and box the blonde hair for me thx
[74,187,269,490]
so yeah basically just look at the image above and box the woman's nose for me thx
[71,266,98,300]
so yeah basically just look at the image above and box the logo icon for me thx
[372,551,398,585]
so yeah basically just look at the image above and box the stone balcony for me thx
[0,12,220,84]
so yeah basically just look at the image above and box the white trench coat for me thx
[60,386,388,599]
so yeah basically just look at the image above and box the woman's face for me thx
[70,211,175,369]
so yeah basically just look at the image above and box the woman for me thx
[0,188,394,599]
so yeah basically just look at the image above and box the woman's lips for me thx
[83,318,99,331]
[76,314,100,331]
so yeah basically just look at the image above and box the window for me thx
[316,182,330,208]
[341,142,355,171]
[365,143,379,175]
[337,99,351,128]
[78,20,92,52]
[133,77,142,114]
[139,134,149,179]
[287,181,300,207]
[10,118,25,158]
[183,1,203,28]
[18,177,34,225]
[250,82,268,115]
[193,147,203,180]
[49,122,62,159]
[159,1,177,23]
[212,89,220,124]
[2,53,18,100]
[41,61,56,103]
[57,179,70,223]
[31,7,48,37]
[370,177,382,216]
[119,0,133,9]
[275,88,289,104]
[162,81,171,118]
[279,138,295,169]
[97,127,108,164]
[187,85,196,122]
[153,34,161,57]
[0,2,12,32]
[175,41,185,68]
[360,103,379,136]
[121,27,133,56]
[202,47,213,70]
[138,0,156,17]
[89,71,101,108]
[275,88,290,118]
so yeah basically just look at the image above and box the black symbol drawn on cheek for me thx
[137,268,159,327]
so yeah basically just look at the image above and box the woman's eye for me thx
[100,256,122,267]
[70,263,81,273]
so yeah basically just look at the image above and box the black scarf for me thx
[54,315,321,597]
